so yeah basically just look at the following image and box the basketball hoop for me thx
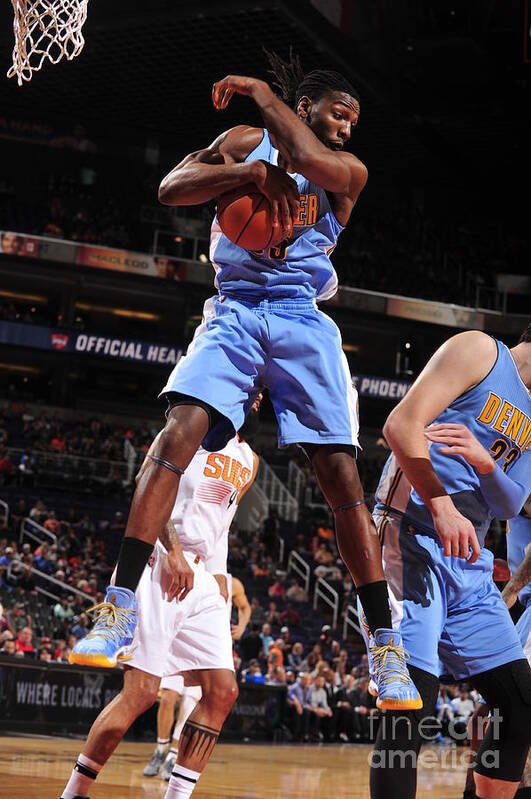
[8,0,89,86]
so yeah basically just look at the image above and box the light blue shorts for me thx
[160,295,359,451]
[372,508,525,680]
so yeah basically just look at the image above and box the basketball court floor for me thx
[0,735,469,798]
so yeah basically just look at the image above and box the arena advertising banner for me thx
[352,374,411,400]
[0,658,285,740]
[0,230,190,281]
[1,321,409,393]
[0,657,124,734]
[222,682,286,741]
[386,296,484,330]
[0,321,183,367]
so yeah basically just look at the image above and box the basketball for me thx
[217,184,278,251]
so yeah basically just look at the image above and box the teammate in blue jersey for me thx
[71,51,420,711]
[362,325,531,799]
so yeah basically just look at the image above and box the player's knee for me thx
[203,674,238,714]
[159,688,178,711]
[150,415,205,473]
[312,447,359,502]
[123,671,160,711]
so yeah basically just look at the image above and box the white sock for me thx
[164,765,201,799]
[173,693,200,745]
[62,753,102,799]
[156,737,171,755]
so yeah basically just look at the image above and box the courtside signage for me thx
[0,321,182,366]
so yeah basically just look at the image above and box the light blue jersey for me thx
[375,339,531,546]
[161,128,359,451]
[210,129,342,302]
[507,512,531,609]
[364,338,531,679]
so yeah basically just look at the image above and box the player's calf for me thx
[165,670,238,799]
[472,659,531,799]
[61,668,160,798]
[72,405,209,669]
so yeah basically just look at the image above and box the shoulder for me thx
[433,331,498,375]
[439,330,497,358]
[217,125,264,162]
[342,150,368,177]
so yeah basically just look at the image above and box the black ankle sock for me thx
[356,580,392,633]
[115,537,154,592]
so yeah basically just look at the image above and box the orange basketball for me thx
[217,184,278,251]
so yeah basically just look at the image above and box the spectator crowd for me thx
[0,402,508,748]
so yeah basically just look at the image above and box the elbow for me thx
[158,175,183,206]
[158,182,173,205]
[492,502,520,521]
[382,412,399,448]
[501,496,526,520]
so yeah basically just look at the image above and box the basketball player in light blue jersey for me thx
[362,324,531,799]
[71,48,421,743]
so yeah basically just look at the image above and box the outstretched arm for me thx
[212,76,367,199]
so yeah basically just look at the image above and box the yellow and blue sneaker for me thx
[69,586,137,668]
[358,604,378,697]
[371,629,423,711]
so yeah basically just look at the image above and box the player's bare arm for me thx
[383,331,499,561]
[231,576,251,641]
[160,519,195,602]
[502,538,531,608]
[158,125,299,237]
[425,424,528,519]
[136,432,195,600]
[212,75,368,218]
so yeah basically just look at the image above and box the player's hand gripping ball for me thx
[217,163,299,251]
[217,184,280,251]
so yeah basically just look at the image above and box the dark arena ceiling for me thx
[0,1,394,151]
[0,0,528,186]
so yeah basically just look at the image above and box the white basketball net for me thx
[8,0,89,85]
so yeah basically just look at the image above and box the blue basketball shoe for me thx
[69,586,137,668]
[371,628,422,711]
[358,604,378,696]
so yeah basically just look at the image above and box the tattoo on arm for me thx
[159,520,179,552]
[179,720,220,762]
[506,546,531,596]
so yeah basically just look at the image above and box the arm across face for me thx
[212,75,367,204]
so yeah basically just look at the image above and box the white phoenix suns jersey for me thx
[170,436,255,572]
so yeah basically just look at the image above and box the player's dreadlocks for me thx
[264,47,360,110]
[518,322,531,343]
